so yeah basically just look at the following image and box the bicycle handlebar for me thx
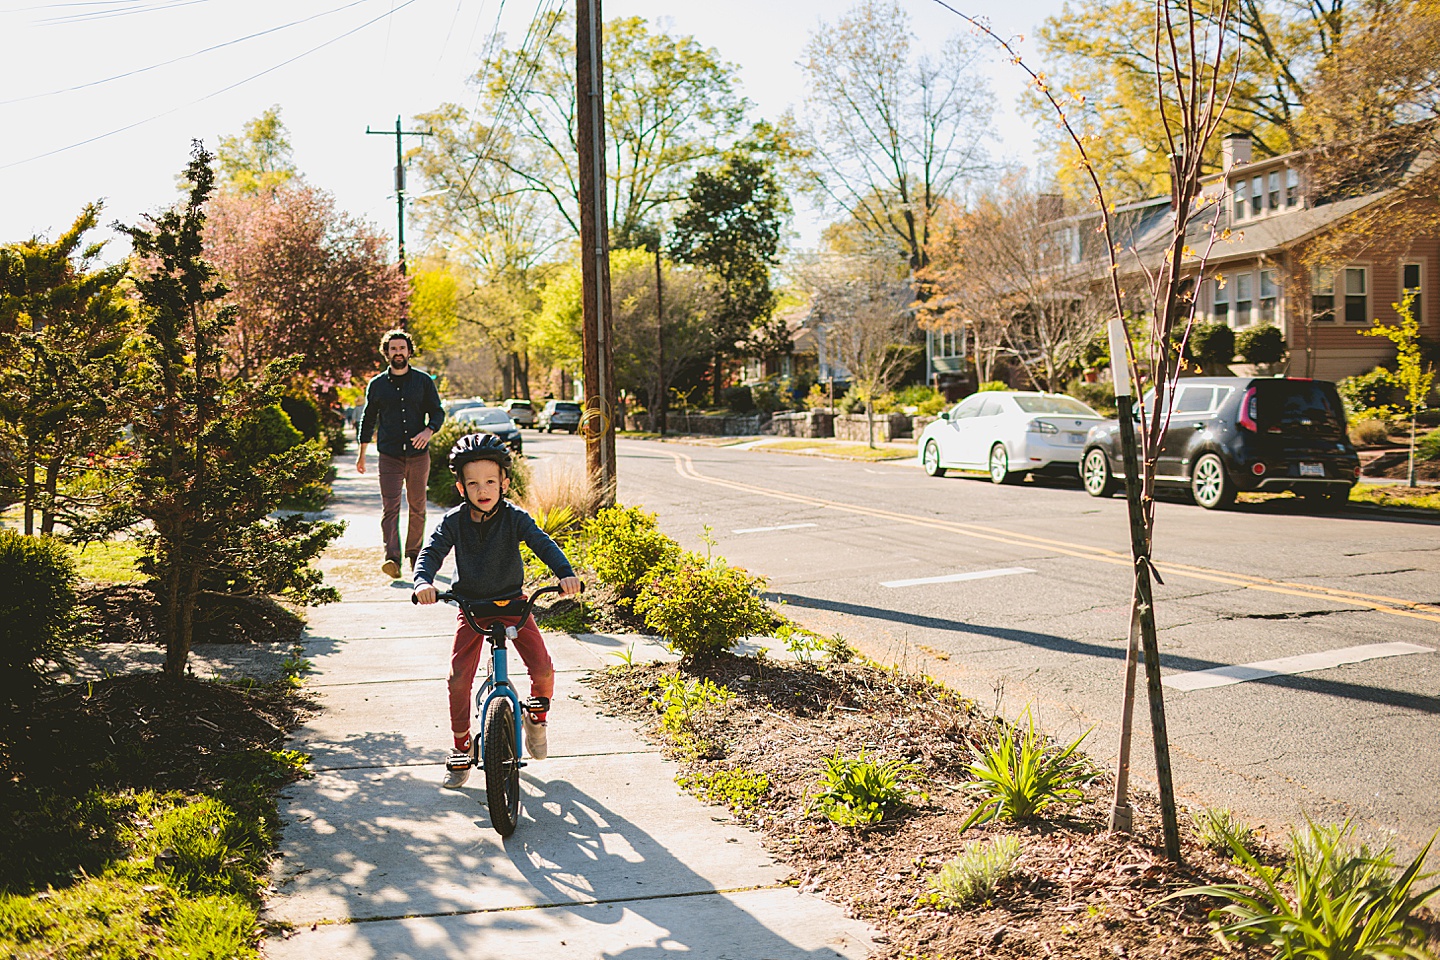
[410,582,579,627]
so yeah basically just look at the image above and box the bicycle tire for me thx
[483,698,522,836]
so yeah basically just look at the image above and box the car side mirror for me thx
[940,410,951,421]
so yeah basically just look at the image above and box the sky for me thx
[0,0,1066,259]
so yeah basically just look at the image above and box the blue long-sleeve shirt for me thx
[413,501,575,602]
[358,367,444,457]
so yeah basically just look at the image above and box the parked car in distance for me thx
[443,396,486,413]
[449,406,523,454]
[501,398,534,428]
[537,400,582,434]
[918,391,1105,484]
[1080,376,1359,510]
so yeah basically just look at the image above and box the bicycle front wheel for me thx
[483,699,522,836]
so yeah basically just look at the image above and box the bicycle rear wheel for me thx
[483,699,522,836]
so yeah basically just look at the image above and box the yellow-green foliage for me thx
[809,749,920,827]
[582,504,681,592]
[633,552,772,658]
[960,709,1096,830]
[657,673,733,735]
[678,767,771,812]
[926,836,1023,908]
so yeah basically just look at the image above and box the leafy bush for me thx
[1237,324,1287,365]
[837,386,867,413]
[1171,821,1439,960]
[1189,322,1237,369]
[1350,419,1391,447]
[279,393,323,441]
[678,767,771,812]
[582,505,681,593]
[632,551,772,658]
[1338,367,1403,420]
[960,709,1097,829]
[0,531,78,700]
[926,836,1023,908]
[978,380,1009,392]
[1068,380,1118,417]
[750,379,795,414]
[1192,807,1256,856]
[722,384,755,413]
[809,749,921,827]
[1416,427,1440,462]
[803,382,832,411]
[232,403,302,458]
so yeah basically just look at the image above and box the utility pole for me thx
[576,0,616,503]
[654,235,666,436]
[365,116,432,276]
[1105,316,1182,862]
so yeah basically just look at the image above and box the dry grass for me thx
[522,460,611,527]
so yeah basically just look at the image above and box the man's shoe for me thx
[442,751,472,789]
[523,702,549,760]
[381,558,401,580]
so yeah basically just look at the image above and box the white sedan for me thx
[917,391,1105,484]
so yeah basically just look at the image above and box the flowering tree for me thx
[204,183,409,410]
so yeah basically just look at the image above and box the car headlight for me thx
[1027,420,1059,435]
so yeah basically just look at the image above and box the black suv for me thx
[1080,376,1360,509]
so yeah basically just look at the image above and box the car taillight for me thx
[1238,387,1258,432]
[1027,420,1059,435]
[1252,462,1266,476]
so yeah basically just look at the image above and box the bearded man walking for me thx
[356,329,446,579]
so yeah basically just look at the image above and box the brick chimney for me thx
[1222,132,1252,172]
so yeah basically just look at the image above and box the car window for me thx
[507,400,531,410]
[1012,395,1099,416]
[1174,386,1215,414]
[951,396,984,419]
[555,402,581,413]
[1254,380,1346,440]
[976,398,1005,417]
[457,408,511,425]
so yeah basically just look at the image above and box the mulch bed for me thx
[585,655,1266,960]
[75,582,306,646]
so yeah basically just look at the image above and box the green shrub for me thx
[232,403,303,458]
[657,673,733,735]
[1068,380,1117,417]
[926,835,1023,908]
[1170,821,1439,960]
[837,386,867,413]
[1237,324,1287,364]
[960,709,1097,830]
[0,531,79,700]
[1416,427,1440,461]
[632,552,772,659]
[1338,367,1403,420]
[978,380,1009,392]
[582,505,681,592]
[750,379,794,414]
[279,393,323,441]
[722,384,755,413]
[1189,321,1237,369]
[809,749,920,826]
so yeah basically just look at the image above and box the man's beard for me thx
[388,357,409,372]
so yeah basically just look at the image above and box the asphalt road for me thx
[523,430,1440,857]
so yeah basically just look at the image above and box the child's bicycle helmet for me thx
[448,432,513,475]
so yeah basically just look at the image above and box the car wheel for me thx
[922,440,947,477]
[1190,453,1235,509]
[989,444,1023,485]
[1082,448,1117,498]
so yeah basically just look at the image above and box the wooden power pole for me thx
[576,0,616,504]
[365,116,431,276]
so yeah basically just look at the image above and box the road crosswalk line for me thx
[1162,641,1434,691]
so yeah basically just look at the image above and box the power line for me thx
[1,0,420,170]
[34,0,218,26]
[1,0,376,106]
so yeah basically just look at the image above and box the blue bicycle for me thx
[413,584,567,836]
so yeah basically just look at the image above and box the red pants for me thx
[448,609,554,736]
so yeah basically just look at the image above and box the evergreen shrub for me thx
[1236,324,1286,365]
[0,531,78,700]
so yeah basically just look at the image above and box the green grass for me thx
[755,439,913,461]
[1350,484,1440,513]
[68,540,146,583]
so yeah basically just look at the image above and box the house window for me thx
[1345,267,1369,323]
[1234,271,1254,326]
[1259,269,1278,324]
[1286,168,1299,207]
[1250,175,1264,216]
[1233,180,1247,221]
[934,328,964,359]
[1211,276,1229,323]
[1312,266,1335,323]
[1402,262,1423,325]
[1268,171,1281,210]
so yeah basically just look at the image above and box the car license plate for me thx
[1299,462,1325,477]
[1068,432,1087,444]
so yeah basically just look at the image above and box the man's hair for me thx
[379,328,414,355]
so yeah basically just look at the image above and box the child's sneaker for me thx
[523,697,549,760]
[442,751,472,789]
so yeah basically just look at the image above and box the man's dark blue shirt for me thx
[359,367,445,457]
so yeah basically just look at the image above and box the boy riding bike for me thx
[412,433,582,788]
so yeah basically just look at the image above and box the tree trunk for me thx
[23,436,36,536]
[40,452,62,536]
[1409,414,1418,488]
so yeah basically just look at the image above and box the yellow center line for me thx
[669,452,1440,626]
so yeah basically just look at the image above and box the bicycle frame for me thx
[468,616,525,774]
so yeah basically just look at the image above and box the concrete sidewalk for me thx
[263,460,874,959]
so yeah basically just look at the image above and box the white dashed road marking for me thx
[881,567,1035,588]
[1163,641,1434,692]
[733,522,819,534]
